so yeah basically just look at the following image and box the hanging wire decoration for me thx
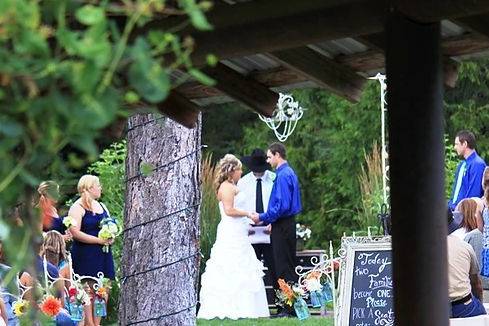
[258,93,305,142]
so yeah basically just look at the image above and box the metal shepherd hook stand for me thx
[369,73,391,235]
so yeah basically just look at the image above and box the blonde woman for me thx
[37,181,61,232]
[68,175,114,326]
[197,154,269,320]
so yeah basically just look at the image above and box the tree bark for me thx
[119,114,201,326]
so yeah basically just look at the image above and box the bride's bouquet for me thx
[98,217,120,253]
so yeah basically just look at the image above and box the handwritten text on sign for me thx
[350,251,394,326]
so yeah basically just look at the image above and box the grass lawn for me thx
[197,317,334,326]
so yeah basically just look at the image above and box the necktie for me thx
[452,161,466,203]
[256,178,264,213]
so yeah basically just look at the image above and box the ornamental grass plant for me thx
[199,154,221,274]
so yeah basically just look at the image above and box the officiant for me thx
[237,148,277,290]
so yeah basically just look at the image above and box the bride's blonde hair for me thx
[214,154,242,194]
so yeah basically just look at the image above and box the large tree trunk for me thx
[119,114,201,325]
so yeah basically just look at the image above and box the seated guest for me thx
[41,231,71,282]
[0,243,19,325]
[452,198,479,240]
[456,199,489,297]
[19,242,74,325]
[457,199,484,261]
[448,208,486,318]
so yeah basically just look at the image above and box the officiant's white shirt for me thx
[237,170,275,213]
[236,170,275,244]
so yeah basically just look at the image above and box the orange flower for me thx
[40,295,62,317]
[96,286,107,298]
[306,271,321,280]
[278,278,294,300]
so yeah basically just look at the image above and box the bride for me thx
[197,154,270,319]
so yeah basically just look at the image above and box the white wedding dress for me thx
[197,201,270,319]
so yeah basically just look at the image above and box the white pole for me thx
[330,240,336,324]
[369,73,388,204]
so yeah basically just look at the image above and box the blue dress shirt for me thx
[448,151,486,210]
[259,162,302,224]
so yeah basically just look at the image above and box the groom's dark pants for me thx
[271,216,297,288]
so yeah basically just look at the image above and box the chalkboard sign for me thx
[336,236,394,326]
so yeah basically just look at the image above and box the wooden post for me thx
[385,10,448,326]
[119,114,202,325]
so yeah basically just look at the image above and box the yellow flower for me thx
[13,299,28,316]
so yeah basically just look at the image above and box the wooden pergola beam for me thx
[175,33,489,101]
[268,47,366,102]
[455,14,489,39]
[396,1,489,23]
[181,1,387,66]
[158,91,200,128]
[141,0,354,33]
[203,63,278,116]
[141,0,489,66]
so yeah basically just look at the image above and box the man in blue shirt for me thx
[448,130,486,210]
[251,143,302,316]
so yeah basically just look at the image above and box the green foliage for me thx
[199,154,220,271]
[202,60,489,248]
[202,104,257,162]
[445,59,489,162]
[87,142,126,324]
[445,134,459,199]
[0,2,212,321]
[232,84,382,248]
[0,0,213,211]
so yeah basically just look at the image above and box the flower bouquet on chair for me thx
[275,278,310,320]
[66,284,90,322]
[94,284,108,317]
[304,271,326,308]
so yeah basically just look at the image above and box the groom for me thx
[251,142,302,317]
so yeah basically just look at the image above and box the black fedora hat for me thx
[241,148,271,173]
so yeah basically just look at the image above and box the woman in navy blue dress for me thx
[68,174,114,325]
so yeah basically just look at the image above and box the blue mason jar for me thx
[310,290,324,308]
[94,297,107,317]
[322,282,333,303]
[70,303,84,322]
[293,297,310,320]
